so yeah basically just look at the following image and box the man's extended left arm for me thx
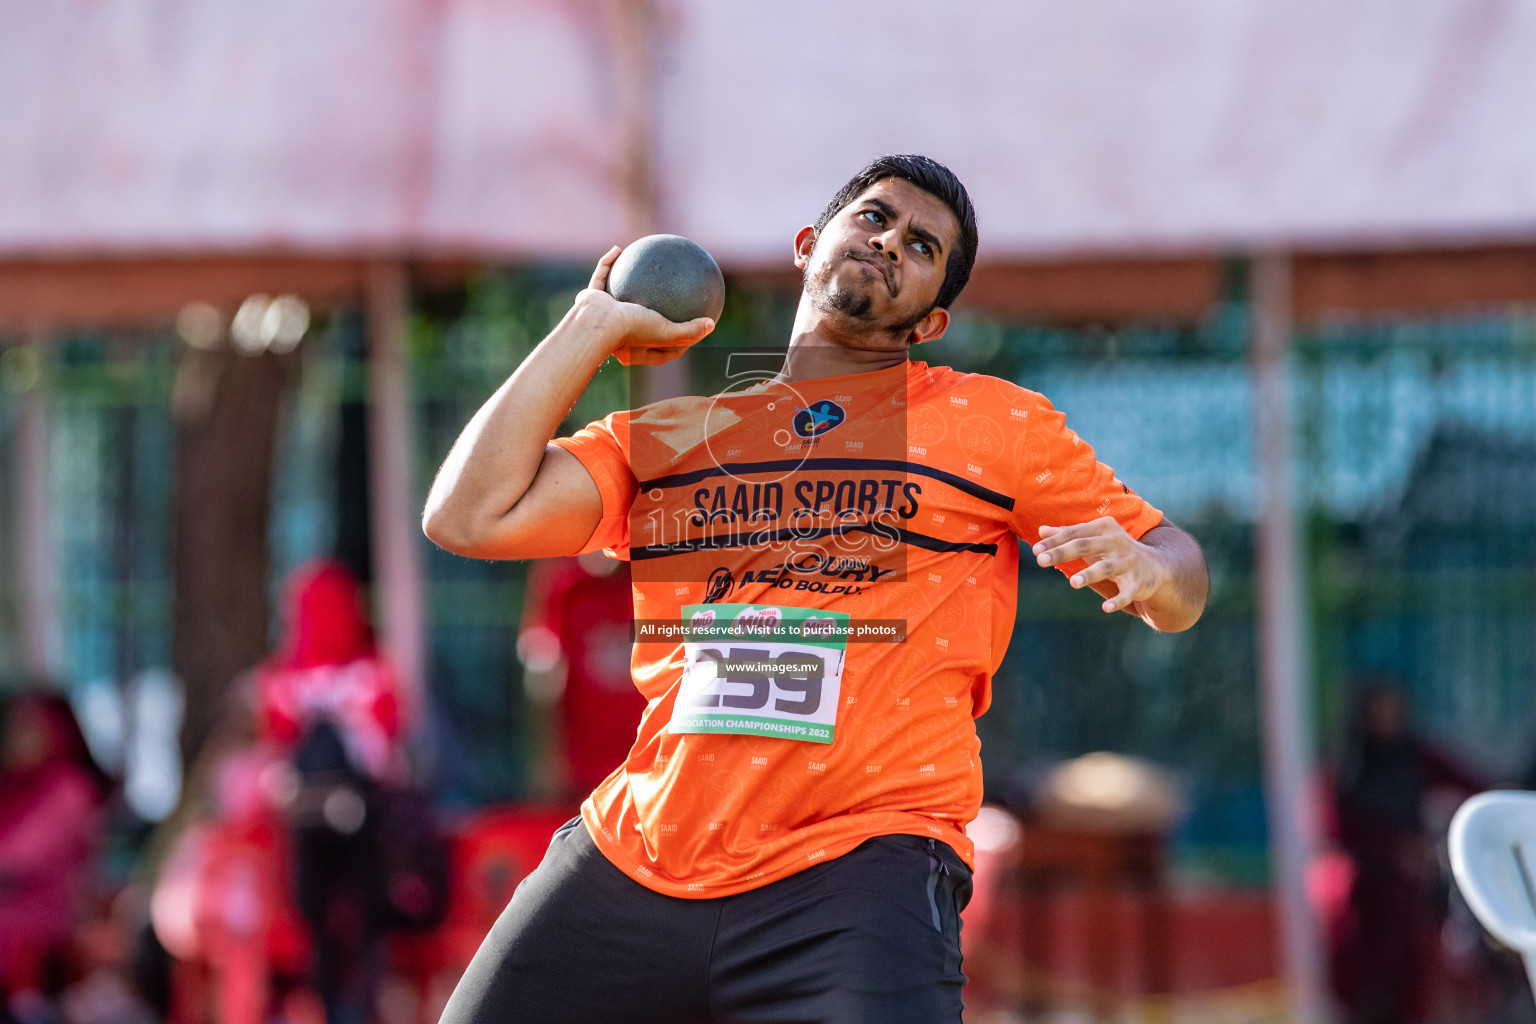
[1032,518,1209,633]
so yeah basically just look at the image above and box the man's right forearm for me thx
[421,296,617,549]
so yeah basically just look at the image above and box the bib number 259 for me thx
[671,604,847,744]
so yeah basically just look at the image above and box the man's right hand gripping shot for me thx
[423,155,1209,1024]
[421,245,715,562]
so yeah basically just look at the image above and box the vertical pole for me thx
[613,0,685,405]
[1250,251,1327,1024]
[367,261,426,711]
[614,0,658,244]
[17,345,59,677]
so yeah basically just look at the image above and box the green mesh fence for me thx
[3,272,1534,878]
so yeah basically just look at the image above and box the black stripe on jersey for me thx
[628,521,999,561]
[887,526,1001,556]
[636,458,1016,513]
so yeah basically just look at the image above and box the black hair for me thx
[814,154,978,310]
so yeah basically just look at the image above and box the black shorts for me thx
[438,818,972,1024]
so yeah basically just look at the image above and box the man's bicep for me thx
[492,444,607,559]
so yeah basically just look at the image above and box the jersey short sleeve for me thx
[1007,390,1164,578]
[551,413,637,558]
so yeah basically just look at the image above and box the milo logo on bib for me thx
[673,603,849,744]
[732,606,781,635]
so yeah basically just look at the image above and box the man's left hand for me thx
[1032,517,1209,632]
[1032,517,1166,615]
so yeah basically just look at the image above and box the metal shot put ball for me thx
[608,234,726,324]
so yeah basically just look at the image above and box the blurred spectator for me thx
[149,743,312,1024]
[1328,681,1487,1024]
[254,558,441,1024]
[0,691,109,1024]
[517,552,643,799]
[256,560,396,1024]
[256,559,404,782]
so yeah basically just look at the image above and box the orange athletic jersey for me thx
[552,360,1162,898]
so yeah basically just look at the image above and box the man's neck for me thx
[775,297,911,384]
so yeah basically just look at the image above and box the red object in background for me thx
[520,556,643,795]
[256,560,403,779]
[388,805,574,1019]
[195,817,313,1023]
[151,751,312,1024]
[437,806,575,964]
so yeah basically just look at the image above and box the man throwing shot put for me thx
[423,154,1209,1023]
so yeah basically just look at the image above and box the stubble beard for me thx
[821,278,875,321]
[805,255,931,342]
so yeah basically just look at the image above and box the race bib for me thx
[672,603,849,744]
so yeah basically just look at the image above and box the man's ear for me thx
[793,226,817,269]
[908,306,950,346]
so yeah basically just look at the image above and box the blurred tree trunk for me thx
[172,346,291,770]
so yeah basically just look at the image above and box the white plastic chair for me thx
[1449,790,1536,995]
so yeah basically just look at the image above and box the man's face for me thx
[798,178,960,342]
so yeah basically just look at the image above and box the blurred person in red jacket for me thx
[517,551,644,800]
[0,691,108,1024]
[256,559,404,782]
[254,559,410,1024]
